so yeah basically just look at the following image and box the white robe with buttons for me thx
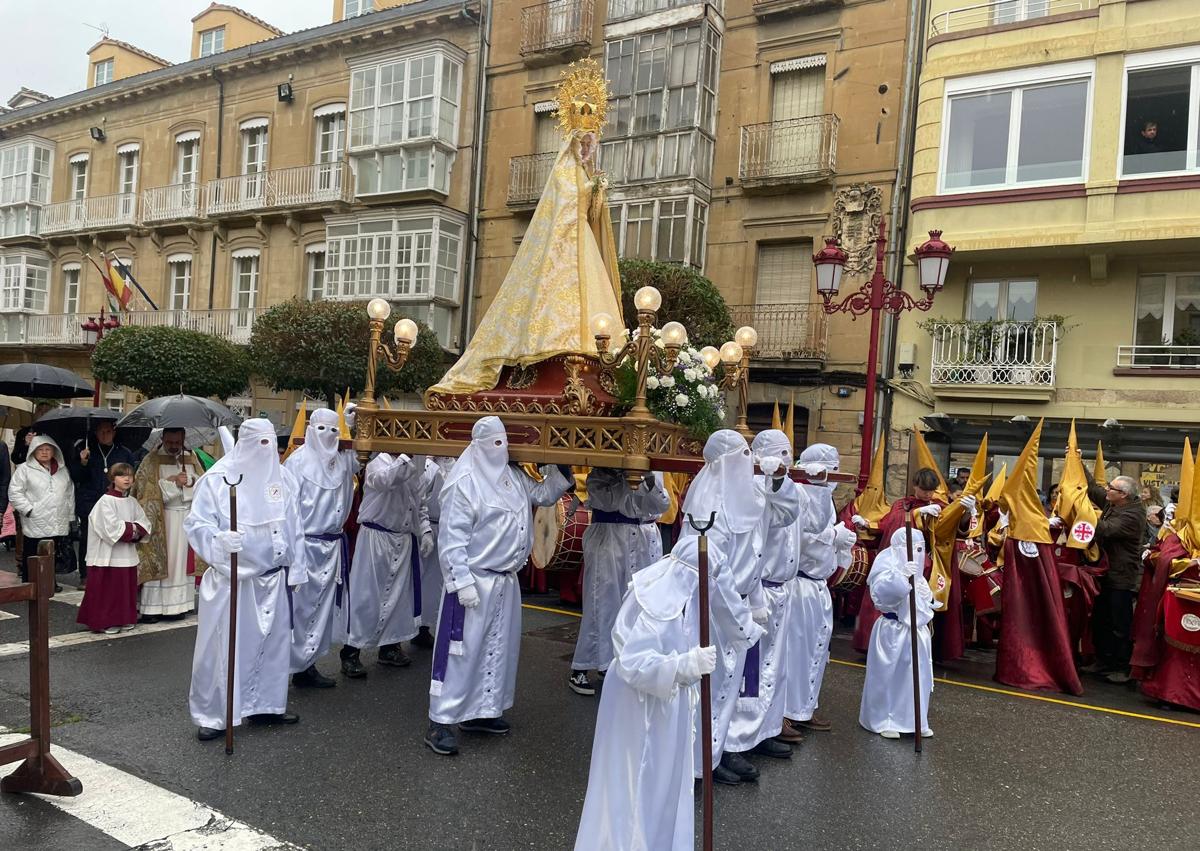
[286,448,358,673]
[184,468,309,730]
[336,453,425,649]
[572,473,671,672]
[428,464,570,725]
[418,458,446,630]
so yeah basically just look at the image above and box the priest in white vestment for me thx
[859,527,935,739]
[185,418,309,740]
[785,443,857,735]
[285,408,359,688]
[569,467,670,696]
[677,429,798,786]
[136,428,203,619]
[336,450,427,675]
[726,429,808,761]
[424,417,572,756]
[573,536,751,851]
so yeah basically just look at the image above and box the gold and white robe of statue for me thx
[428,128,623,396]
[137,449,204,616]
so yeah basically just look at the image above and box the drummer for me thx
[569,467,669,696]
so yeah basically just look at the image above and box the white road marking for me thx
[0,730,301,849]
[0,617,196,660]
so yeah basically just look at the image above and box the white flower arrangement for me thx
[613,333,726,438]
[646,375,660,390]
[661,375,676,388]
[675,393,690,407]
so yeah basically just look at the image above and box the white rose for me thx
[661,375,675,388]
[677,349,692,364]
[675,393,690,407]
[655,338,666,350]
[683,368,698,381]
[646,375,660,390]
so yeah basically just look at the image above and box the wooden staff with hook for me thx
[223,474,243,756]
[686,511,717,851]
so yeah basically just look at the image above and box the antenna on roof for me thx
[83,21,111,39]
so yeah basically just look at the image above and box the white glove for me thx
[344,402,357,429]
[834,525,857,550]
[997,511,1010,531]
[1049,515,1064,530]
[675,645,717,685]
[214,530,244,554]
[758,455,783,477]
[801,462,826,479]
[419,530,436,559]
[851,513,869,530]
[1141,547,1152,563]
[752,606,770,625]
[457,584,481,609]
[959,494,977,514]
[1165,504,1176,522]
[904,559,920,578]
[915,504,942,518]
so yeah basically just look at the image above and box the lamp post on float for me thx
[813,219,954,492]
[361,297,418,408]
[591,285,687,420]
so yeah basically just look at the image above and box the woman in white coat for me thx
[8,434,74,582]
[859,527,934,739]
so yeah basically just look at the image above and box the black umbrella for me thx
[33,407,151,452]
[0,363,92,399]
[117,394,243,430]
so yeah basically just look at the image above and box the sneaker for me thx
[879,729,901,740]
[104,626,121,635]
[568,670,595,696]
[425,723,459,756]
[411,627,435,650]
[120,624,136,632]
[459,716,511,735]
[750,738,792,759]
[922,728,935,738]
[719,751,759,781]
[1105,671,1131,684]
[1079,661,1112,675]
[377,644,412,668]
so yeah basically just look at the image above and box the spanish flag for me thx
[103,253,135,309]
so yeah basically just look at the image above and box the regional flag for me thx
[104,253,135,310]
[85,253,130,311]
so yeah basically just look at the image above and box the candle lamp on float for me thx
[591,285,688,421]
[712,325,758,439]
[360,297,419,409]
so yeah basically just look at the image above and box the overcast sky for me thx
[0,1,332,100]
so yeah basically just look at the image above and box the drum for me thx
[957,539,990,578]
[831,545,870,591]
[531,494,590,571]
[967,567,1003,615]
[1164,586,1200,652]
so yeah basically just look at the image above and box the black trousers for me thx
[18,536,55,583]
[1092,585,1137,669]
[77,514,90,581]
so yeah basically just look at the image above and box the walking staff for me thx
[904,516,922,754]
[223,474,242,756]
[687,511,717,851]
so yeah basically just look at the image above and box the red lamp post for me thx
[813,218,954,492]
[81,307,121,406]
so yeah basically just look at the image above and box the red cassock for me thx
[1052,544,1106,660]
[852,497,937,654]
[1134,536,1200,710]
[995,538,1083,695]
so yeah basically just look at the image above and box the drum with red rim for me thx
[967,567,1003,615]
[831,545,870,591]
[531,494,590,571]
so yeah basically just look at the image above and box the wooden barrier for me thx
[0,540,82,796]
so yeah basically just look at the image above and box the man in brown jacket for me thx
[1080,474,1147,683]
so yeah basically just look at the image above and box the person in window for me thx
[1130,120,1162,156]
[68,420,136,589]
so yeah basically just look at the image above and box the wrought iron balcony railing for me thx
[1115,345,1200,370]
[142,182,203,223]
[929,320,1058,388]
[930,0,1095,37]
[739,115,838,185]
[40,193,140,235]
[507,152,557,207]
[0,308,265,346]
[521,0,593,56]
[728,303,828,362]
[205,163,349,217]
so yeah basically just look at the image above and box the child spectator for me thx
[77,463,151,635]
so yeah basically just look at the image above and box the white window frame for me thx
[306,245,328,300]
[965,278,1039,322]
[62,263,81,314]
[0,252,50,312]
[199,27,225,58]
[1133,271,1200,344]
[167,254,192,311]
[93,59,114,87]
[344,0,375,18]
[1118,45,1200,180]
[69,158,88,200]
[608,196,708,270]
[939,60,1095,195]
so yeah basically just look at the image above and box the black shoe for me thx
[293,665,337,689]
[459,716,511,735]
[378,644,412,668]
[751,738,793,759]
[568,670,595,695]
[341,649,368,679]
[720,751,759,781]
[412,626,435,649]
[161,612,186,621]
[247,712,300,726]
[139,614,161,625]
[196,726,223,741]
[425,723,459,755]
[712,764,743,786]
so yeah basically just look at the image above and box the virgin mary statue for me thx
[429,60,624,397]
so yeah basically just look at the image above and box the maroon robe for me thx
[995,538,1083,695]
[852,496,936,653]
[1135,539,1200,710]
[1130,534,1187,676]
[1053,544,1107,660]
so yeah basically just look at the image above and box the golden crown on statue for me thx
[556,58,609,137]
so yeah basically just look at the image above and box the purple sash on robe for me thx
[410,533,422,620]
[262,564,294,629]
[740,640,761,698]
[309,531,350,608]
[431,590,466,685]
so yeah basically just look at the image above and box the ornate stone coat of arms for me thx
[832,184,884,276]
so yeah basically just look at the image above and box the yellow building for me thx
[888,0,1200,494]
[484,0,913,486]
[0,1,485,423]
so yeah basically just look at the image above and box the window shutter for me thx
[755,242,812,305]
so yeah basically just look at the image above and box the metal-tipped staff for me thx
[904,516,922,754]
[686,511,717,851]
[223,474,243,756]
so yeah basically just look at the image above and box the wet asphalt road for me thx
[0,561,1197,851]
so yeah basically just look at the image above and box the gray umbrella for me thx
[0,363,92,398]
[34,406,150,451]
[117,394,242,430]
